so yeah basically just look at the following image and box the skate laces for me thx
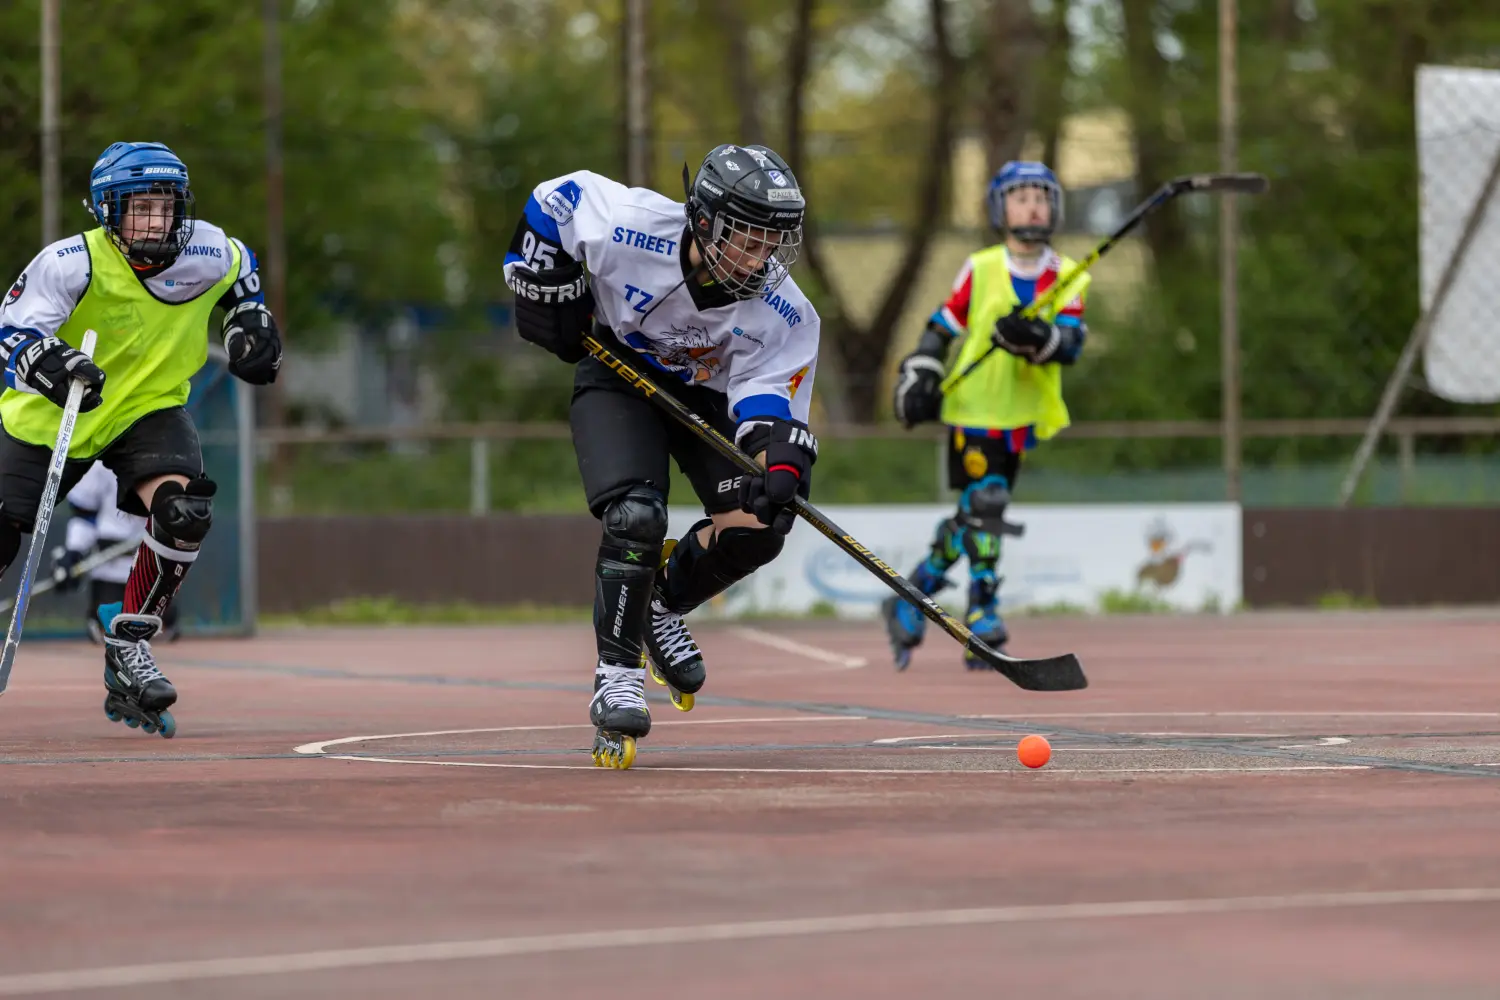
[650,600,700,667]
[106,635,164,684]
[594,661,647,711]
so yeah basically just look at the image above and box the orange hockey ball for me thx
[1017,734,1052,769]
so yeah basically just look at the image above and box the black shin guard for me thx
[124,478,215,619]
[656,518,785,616]
[594,488,668,664]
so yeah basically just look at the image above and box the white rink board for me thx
[667,503,1242,620]
[1416,64,1500,402]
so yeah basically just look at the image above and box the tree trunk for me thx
[716,0,765,143]
[1036,0,1073,170]
[980,0,1042,175]
[1118,0,1188,266]
[790,0,961,421]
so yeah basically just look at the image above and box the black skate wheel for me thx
[142,722,158,735]
[125,717,140,729]
[157,711,176,739]
[103,697,121,722]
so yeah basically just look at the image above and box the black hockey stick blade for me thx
[1178,171,1270,195]
[964,637,1087,692]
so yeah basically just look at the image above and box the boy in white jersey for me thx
[503,144,820,768]
[0,141,281,737]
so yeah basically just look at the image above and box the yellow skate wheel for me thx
[649,661,667,687]
[592,732,638,770]
[670,690,694,712]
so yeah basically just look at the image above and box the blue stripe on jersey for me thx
[523,195,563,245]
[733,393,793,423]
[1057,314,1081,327]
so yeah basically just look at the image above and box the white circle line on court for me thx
[4,887,1497,995]
[293,715,865,756]
[296,720,1380,776]
[314,754,1374,775]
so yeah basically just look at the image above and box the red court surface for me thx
[3,611,1500,997]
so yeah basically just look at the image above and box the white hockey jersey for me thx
[0,222,260,340]
[63,463,146,585]
[502,171,819,431]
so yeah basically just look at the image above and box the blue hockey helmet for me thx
[88,141,196,266]
[987,160,1063,244]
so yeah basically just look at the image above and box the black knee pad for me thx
[657,521,785,615]
[960,475,1010,523]
[151,477,216,550]
[594,487,667,664]
[712,526,785,572]
[601,487,668,550]
[958,474,1024,538]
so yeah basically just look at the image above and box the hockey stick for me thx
[942,171,1270,393]
[583,333,1088,692]
[0,328,99,696]
[0,536,141,617]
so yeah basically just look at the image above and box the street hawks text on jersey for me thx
[501,166,818,434]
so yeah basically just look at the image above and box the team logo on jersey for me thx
[962,447,989,479]
[544,181,583,225]
[787,365,809,398]
[623,323,723,383]
[4,272,26,309]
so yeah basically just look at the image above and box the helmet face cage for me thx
[98,182,196,266]
[88,142,196,267]
[699,211,803,300]
[988,162,1063,244]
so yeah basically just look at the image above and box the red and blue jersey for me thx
[929,248,1087,451]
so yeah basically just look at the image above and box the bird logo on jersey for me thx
[4,272,26,310]
[624,324,723,383]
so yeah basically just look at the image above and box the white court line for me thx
[312,753,1372,775]
[728,626,868,669]
[872,733,1290,745]
[962,711,1500,719]
[2,887,1495,995]
[294,715,863,756]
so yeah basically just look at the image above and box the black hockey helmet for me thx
[682,143,804,300]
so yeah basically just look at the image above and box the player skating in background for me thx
[0,141,281,737]
[885,161,1092,670]
[503,144,819,768]
[51,461,180,645]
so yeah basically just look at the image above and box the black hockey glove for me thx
[892,323,950,428]
[505,258,594,365]
[737,418,818,535]
[992,310,1065,365]
[222,302,283,385]
[892,354,946,428]
[8,335,105,412]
